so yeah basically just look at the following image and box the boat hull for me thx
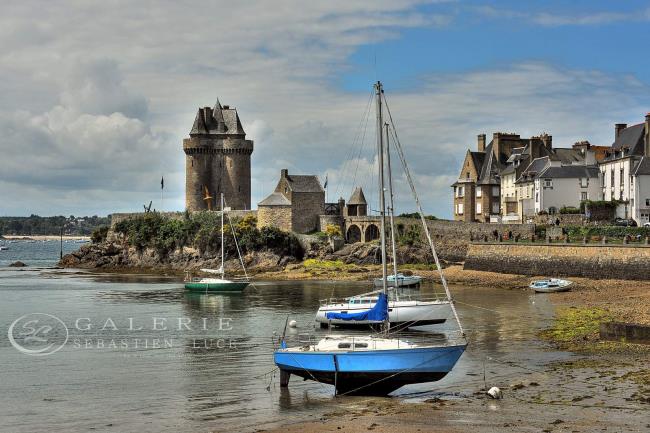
[184,281,249,292]
[316,301,450,328]
[274,344,466,395]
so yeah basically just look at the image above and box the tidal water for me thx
[0,242,563,432]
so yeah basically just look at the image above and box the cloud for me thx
[473,5,650,27]
[0,1,649,219]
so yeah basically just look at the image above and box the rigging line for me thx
[338,346,464,396]
[334,90,374,198]
[382,93,464,337]
[349,93,374,193]
[224,211,249,281]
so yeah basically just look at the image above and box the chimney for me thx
[281,169,288,179]
[615,123,627,139]
[645,114,650,156]
[477,134,486,152]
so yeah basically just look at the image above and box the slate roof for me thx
[190,100,246,136]
[258,192,291,206]
[470,152,485,174]
[515,156,550,184]
[285,175,324,193]
[552,148,584,164]
[347,187,367,205]
[610,123,645,155]
[538,165,600,179]
[632,157,650,176]
[477,142,501,185]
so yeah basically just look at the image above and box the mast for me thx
[220,192,225,279]
[385,122,399,284]
[375,81,388,297]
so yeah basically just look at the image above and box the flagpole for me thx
[161,175,164,212]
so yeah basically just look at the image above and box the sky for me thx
[1,0,649,218]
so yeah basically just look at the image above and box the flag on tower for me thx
[161,176,164,190]
[323,174,328,189]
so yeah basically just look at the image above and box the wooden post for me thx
[60,227,63,260]
[280,370,290,387]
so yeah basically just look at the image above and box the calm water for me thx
[0,242,562,432]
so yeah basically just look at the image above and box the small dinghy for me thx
[530,278,573,293]
[373,273,422,288]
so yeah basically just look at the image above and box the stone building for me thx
[452,133,542,222]
[345,187,368,216]
[183,100,253,211]
[258,169,325,233]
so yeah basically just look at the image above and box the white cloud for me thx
[473,5,650,27]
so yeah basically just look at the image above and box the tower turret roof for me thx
[189,100,246,136]
[348,187,367,205]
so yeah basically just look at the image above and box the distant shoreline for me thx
[2,235,90,241]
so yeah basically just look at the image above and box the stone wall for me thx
[533,213,586,226]
[344,217,535,262]
[319,214,344,234]
[258,206,292,232]
[291,192,325,233]
[464,242,650,280]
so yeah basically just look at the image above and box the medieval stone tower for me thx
[183,100,253,211]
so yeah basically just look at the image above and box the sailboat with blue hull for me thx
[274,81,467,396]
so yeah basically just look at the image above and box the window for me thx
[581,192,588,201]
[610,169,614,187]
[492,202,499,214]
[543,179,553,188]
[580,178,588,188]
[466,172,470,179]
[646,199,650,206]
[492,186,500,196]
[457,203,464,215]
[457,186,464,197]
[535,192,539,202]
[476,203,482,214]
[476,188,482,198]
[620,169,624,188]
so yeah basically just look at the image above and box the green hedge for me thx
[563,225,650,239]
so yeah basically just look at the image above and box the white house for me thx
[533,164,600,214]
[631,157,650,225]
[599,114,650,220]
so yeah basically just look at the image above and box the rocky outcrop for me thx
[60,237,450,273]
[59,241,298,274]
[9,261,27,267]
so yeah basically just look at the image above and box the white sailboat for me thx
[317,112,449,329]
[275,81,466,395]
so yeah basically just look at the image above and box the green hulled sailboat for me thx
[184,193,250,293]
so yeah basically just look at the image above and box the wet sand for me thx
[254,265,650,433]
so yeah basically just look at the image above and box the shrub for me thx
[398,212,437,220]
[325,224,342,238]
[559,206,580,214]
[91,226,109,244]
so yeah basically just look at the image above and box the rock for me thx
[487,386,502,399]
[9,261,27,267]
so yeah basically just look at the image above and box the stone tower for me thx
[183,100,253,211]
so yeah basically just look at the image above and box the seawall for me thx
[464,242,650,280]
